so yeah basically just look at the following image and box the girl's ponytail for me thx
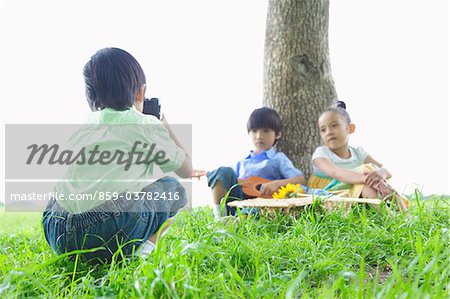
[336,101,346,110]
[322,100,351,124]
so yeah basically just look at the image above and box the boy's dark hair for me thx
[83,48,146,111]
[247,107,283,135]
[322,101,351,124]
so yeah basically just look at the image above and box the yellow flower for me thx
[272,183,305,199]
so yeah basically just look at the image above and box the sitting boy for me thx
[207,107,306,219]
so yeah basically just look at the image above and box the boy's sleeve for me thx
[278,153,304,179]
[146,125,187,174]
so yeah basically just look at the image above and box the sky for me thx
[1,0,449,207]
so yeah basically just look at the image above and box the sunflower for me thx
[273,183,306,199]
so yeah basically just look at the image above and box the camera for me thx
[143,98,161,119]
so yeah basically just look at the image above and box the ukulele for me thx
[191,170,273,198]
[237,176,273,198]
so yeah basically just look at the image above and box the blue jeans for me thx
[42,177,187,263]
[207,167,244,215]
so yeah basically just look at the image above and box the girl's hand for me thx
[373,180,394,198]
[364,169,385,187]
[260,181,282,197]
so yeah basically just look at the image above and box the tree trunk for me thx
[263,0,337,179]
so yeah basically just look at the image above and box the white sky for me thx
[1,0,449,206]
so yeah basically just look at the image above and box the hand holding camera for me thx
[143,98,161,119]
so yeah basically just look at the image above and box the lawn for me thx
[0,195,448,298]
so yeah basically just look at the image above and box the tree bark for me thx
[263,0,337,178]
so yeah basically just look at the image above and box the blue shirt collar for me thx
[246,147,277,159]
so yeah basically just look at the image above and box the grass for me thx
[0,195,449,298]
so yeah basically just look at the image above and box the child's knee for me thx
[142,177,188,211]
[160,177,188,210]
[215,167,236,180]
[361,185,378,198]
[207,167,237,189]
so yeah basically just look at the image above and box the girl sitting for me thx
[309,101,408,210]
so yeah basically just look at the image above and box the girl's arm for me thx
[313,158,366,184]
[364,155,392,187]
[364,155,383,168]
